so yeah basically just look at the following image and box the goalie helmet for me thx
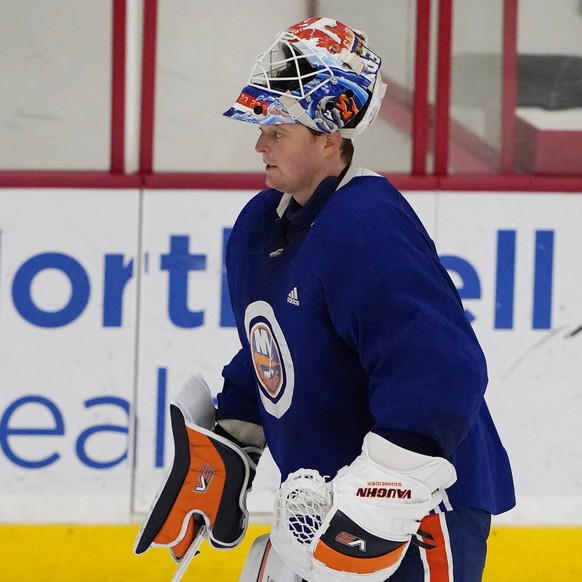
[223,17,387,139]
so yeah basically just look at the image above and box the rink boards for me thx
[0,187,581,529]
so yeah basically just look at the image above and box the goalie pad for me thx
[134,374,262,565]
[271,432,457,582]
[240,534,302,582]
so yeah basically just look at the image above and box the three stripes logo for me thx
[287,287,300,306]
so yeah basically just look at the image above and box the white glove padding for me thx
[271,432,457,582]
[134,374,263,570]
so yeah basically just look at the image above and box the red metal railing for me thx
[501,0,519,173]
[111,0,127,174]
[412,0,432,176]
[139,0,158,175]
[0,0,580,191]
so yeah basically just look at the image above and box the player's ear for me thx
[323,131,343,154]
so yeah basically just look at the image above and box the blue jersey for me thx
[217,166,515,516]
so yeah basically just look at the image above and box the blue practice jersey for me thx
[217,166,515,515]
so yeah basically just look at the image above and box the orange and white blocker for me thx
[134,375,262,582]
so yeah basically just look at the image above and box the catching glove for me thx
[271,432,457,582]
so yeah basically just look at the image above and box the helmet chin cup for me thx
[223,17,386,139]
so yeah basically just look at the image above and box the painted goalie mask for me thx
[223,17,387,139]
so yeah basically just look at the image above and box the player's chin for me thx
[264,169,282,190]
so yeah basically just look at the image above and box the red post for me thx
[110,0,127,174]
[412,0,431,175]
[501,0,519,173]
[140,0,158,175]
[434,0,453,176]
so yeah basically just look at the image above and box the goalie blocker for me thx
[134,374,263,581]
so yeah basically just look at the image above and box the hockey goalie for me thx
[135,14,515,582]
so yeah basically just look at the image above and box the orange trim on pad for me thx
[313,538,408,574]
[153,428,226,548]
[421,513,451,582]
[258,540,273,582]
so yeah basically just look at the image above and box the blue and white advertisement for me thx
[1,188,581,525]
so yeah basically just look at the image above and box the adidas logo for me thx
[287,287,300,306]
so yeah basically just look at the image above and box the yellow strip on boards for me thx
[0,524,581,581]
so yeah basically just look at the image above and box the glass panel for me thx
[515,0,582,175]
[317,0,416,174]
[154,0,416,174]
[318,0,416,173]
[154,0,306,173]
[449,0,505,174]
[0,0,112,170]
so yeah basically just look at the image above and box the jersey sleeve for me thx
[216,347,263,427]
[323,207,488,459]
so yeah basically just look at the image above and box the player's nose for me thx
[255,132,268,153]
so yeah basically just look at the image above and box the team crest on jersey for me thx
[249,322,284,397]
[245,301,295,419]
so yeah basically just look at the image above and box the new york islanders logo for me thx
[250,322,284,397]
[245,301,295,419]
